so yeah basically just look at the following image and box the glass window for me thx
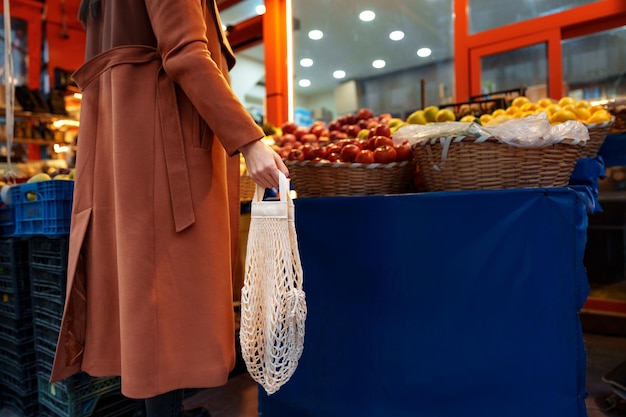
[469,0,599,34]
[292,0,454,121]
[480,43,548,100]
[219,0,266,27]
[563,26,626,101]
[0,16,29,86]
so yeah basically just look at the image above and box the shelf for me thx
[0,109,70,121]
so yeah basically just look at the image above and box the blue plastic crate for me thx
[0,266,31,321]
[0,204,15,237]
[0,357,38,394]
[0,386,40,417]
[37,373,122,417]
[11,180,74,237]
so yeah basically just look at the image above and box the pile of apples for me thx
[272,108,412,164]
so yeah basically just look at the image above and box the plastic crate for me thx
[33,317,61,378]
[30,267,67,301]
[0,238,29,266]
[32,294,64,328]
[11,180,74,237]
[0,385,40,417]
[37,373,122,417]
[0,204,15,237]
[0,314,34,344]
[0,272,32,320]
[0,358,38,395]
[29,236,69,271]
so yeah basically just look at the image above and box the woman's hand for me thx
[239,140,289,189]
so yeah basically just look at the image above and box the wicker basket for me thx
[286,160,415,198]
[606,100,626,134]
[240,175,256,202]
[412,136,585,192]
[581,117,615,158]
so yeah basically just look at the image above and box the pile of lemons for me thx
[462,96,613,126]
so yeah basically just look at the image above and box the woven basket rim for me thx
[285,160,413,169]
[412,135,586,147]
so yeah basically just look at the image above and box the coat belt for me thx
[73,45,195,232]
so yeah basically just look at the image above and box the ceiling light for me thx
[300,58,314,67]
[417,47,432,57]
[308,30,324,40]
[333,70,346,79]
[359,10,376,22]
[389,31,405,41]
[255,5,266,15]
[372,59,386,69]
[299,79,311,88]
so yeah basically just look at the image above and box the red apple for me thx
[313,146,330,159]
[373,145,397,163]
[357,108,374,121]
[282,122,297,134]
[287,148,305,161]
[355,149,375,164]
[327,152,340,162]
[394,140,413,162]
[328,120,342,131]
[294,126,310,141]
[373,124,392,138]
[300,144,316,160]
[300,133,317,144]
[345,125,361,138]
[310,124,326,137]
[340,144,361,162]
[279,133,296,147]
[344,113,357,125]
[372,135,394,149]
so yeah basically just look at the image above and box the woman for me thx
[50,0,289,415]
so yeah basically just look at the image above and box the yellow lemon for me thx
[27,173,52,183]
[406,110,427,125]
[574,107,591,121]
[557,96,576,107]
[436,108,456,122]
[491,108,507,118]
[460,115,477,123]
[423,106,440,123]
[550,109,577,124]
[506,106,520,116]
[511,96,531,108]
[479,114,493,125]
[521,102,539,112]
[586,109,612,125]
[537,98,555,108]
[588,104,605,114]
[575,100,590,109]
[545,104,562,116]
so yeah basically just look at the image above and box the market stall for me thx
[259,187,589,417]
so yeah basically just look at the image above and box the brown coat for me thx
[50,0,264,399]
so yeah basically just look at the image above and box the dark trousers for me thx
[137,389,184,417]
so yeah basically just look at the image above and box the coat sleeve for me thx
[144,0,264,156]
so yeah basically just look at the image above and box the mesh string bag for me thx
[239,172,307,395]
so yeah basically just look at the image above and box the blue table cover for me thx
[259,188,589,417]
[598,133,626,167]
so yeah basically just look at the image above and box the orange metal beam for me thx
[453,0,470,103]
[263,0,290,126]
[227,14,263,52]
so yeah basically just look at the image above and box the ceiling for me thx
[219,0,454,97]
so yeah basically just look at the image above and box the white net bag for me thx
[239,172,307,395]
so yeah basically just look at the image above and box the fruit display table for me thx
[258,188,589,417]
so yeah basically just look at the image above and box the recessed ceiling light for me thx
[372,59,386,69]
[389,31,405,41]
[417,47,432,57]
[300,58,314,67]
[255,5,266,15]
[299,79,311,87]
[333,70,346,79]
[308,30,324,40]
[359,10,376,22]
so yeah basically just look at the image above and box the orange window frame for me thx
[454,0,626,101]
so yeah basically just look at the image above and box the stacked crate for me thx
[0,238,39,416]
[4,180,135,416]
